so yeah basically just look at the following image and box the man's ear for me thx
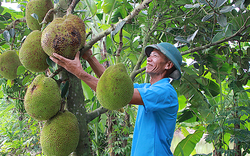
[165,61,174,70]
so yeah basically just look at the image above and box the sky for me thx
[1,2,21,11]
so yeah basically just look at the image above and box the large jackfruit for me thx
[40,110,80,156]
[25,0,53,30]
[96,63,134,110]
[41,14,85,59]
[19,30,49,72]
[0,50,21,80]
[24,74,61,121]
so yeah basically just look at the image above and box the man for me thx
[50,42,182,155]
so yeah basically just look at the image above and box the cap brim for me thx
[145,45,160,57]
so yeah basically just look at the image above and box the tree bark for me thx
[67,72,91,156]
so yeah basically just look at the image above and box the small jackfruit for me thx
[0,50,21,80]
[41,14,85,59]
[26,0,53,30]
[24,74,61,121]
[19,30,49,72]
[96,63,134,110]
[40,110,80,156]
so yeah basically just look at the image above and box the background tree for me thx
[0,0,249,155]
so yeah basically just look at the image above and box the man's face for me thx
[146,49,169,75]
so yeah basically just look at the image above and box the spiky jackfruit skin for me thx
[96,63,134,110]
[24,74,61,121]
[40,110,80,156]
[41,14,85,59]
[26,0,53,30]
[0,50,21,80]
[64,14,86,49]
[19,30,49,72]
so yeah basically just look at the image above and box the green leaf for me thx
[3,30,10,42]
[0,7,4,15]
[9,28,15,38]
[217,14,227,27]
[22,75,31,86]
[111,20,126,40]
[46,57,55,67]
[201,13,214,22]
[31,13,39,21]
[0,12,11,21]
[61,81,69,98]
[220,6,234,13]
[102,0,116,14]
[174,130,204,156]
[212,32,224,43]
[81,80,94,100]
[214,0,227,8]
[17,66,26,75]
[83,0,97,16]
[0,103,14,118]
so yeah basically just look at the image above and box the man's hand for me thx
[50,51,85,78]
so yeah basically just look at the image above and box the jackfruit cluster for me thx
[24,74,80,155]
[96,63,134,110]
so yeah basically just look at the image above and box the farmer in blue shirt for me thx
[50,42,182,155]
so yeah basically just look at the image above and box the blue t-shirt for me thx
[131,78,178,156]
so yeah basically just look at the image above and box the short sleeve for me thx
[136,79,178,112]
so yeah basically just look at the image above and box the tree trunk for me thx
[67,72,91,155]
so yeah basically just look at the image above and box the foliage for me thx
[0,0,250,155]
[0,99,41,155]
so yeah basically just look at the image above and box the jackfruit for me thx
[26,0,53,30]
[96,63,134,110]
[24,74,61,121]
[0,50,21,80]
[40,110,80,156]
[41,14,85,59]
[19,30,49,72]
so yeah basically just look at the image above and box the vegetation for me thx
[0,0,249,155]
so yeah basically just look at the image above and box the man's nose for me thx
[147,56,152,62]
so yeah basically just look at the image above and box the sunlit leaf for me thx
[174,130,203,156]
[17,66,26,75]
[187,29,199,42]
[22,75,31,86]
[102,0,116,14]
[81,80,94,100]
[83,0,97,16]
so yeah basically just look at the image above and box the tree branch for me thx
[86,107,108,123]
[80,0,153,56]
[181,16,250,56]
[41,8,57,26]
[130,67,146,79]
[0,18,26,34]
[115,28,123,63]
[66,0,78,15]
